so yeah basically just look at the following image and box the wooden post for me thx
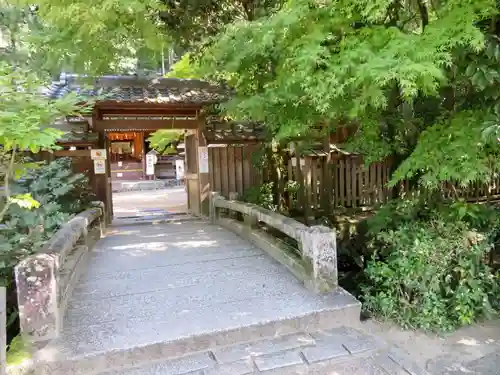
[294,143,309,225]
[303,156,313,224]
[197,117,211,217]
[321,134,332,214]
[95,132,109,223]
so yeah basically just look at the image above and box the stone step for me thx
[33,289,361,375]
[90,327,428,375]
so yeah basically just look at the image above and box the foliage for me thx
[165,53,202,78]
[363,198,500,331]
[159,0,284,50]
[200,0,500,189]
[13,0,169,75]
[6,334,31,366]
[391,110,500,189]
[147,129,184,154]
[0,158,94,284]
[0,63,90,221]
[241,182,277,211]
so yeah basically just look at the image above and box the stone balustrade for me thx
[210,193,337,294]
[14,202,105,344]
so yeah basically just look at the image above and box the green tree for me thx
[148,129,184,154]
[13,0,169,75]
[0,63,89,221]
[159,0,284,50]
[199,0,499,191]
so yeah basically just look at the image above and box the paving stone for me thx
[213,333,314,364]
[301,337,349,363]
[388,346,429,375]
[313,327,381,356]
[254,350,304,372]
[438,351,500,375]
[97,352,214,375]
[204,359,254,375]
[374,354,412,375]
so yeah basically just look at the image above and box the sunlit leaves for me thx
[391,111,500,188]
[17,0,169,75]
[0,63,85,152]
[148,129,184,154]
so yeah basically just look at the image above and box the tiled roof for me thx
[203,117,266,144]
[45,118,98,145]
[45,75,233,105]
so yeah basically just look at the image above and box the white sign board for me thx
[146,154,156,176]
[175,159,185,180]
[198,147,209,173]
[94,159,106,174]
[91,149,106,160]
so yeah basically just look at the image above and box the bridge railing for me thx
[14,202,105,344]
[210,193,337,294]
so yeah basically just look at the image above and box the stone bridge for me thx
[14,197,428,375]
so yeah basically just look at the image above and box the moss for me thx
[7,335,31,366]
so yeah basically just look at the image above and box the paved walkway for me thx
[112,187,187,220]
[35,220,428,375]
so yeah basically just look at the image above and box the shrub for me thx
[241,182,276,211]
[0,157,95,343]
[1,157,93,294]
[362,199,500,331]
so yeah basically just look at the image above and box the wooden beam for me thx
[94,119,200,131]
[96,102,203,110]
[97,108,199,117]
[205,139,262,145]
[53,150,91,157]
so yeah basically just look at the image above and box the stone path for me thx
[96,328,427,375]
[34,219,428,375]
[112,187,187,219]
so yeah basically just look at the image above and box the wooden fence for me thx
[288,155,393,210]
[209,145,261,199]
[286,154,500,212]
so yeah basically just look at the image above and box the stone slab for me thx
[312,326,382,355]
[254,350,304,372]
[97,352,214,375]
[72,256,286,300]
[438,350,500,375]
[64,270,315,327]
[302,338,348,363]
[388,347,429,375]
[53,289,358,357]
[84,330,427,375]
[204,359,254,375]
[213,333,314,364]
[84,246,261,274]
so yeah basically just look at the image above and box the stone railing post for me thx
[299,226,337,293]
[209,192,222,223]
[15,253,60,343]
[228,192,239,220]
[0,287,6,375]
[243,211,258,235]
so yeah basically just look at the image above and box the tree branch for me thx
[416,0,429,32]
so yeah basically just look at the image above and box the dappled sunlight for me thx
[457,338,481,346]
[107,242,169,252]
[139,229,208,239]
[171,240,219,248]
